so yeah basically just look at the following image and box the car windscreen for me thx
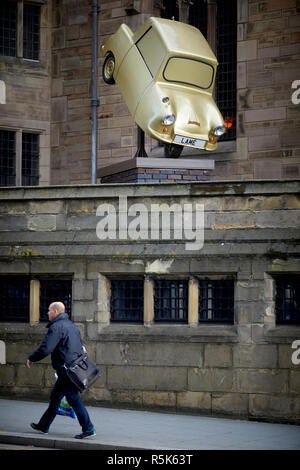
[163,56,214,90]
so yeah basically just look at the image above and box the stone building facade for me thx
[0,0,299,184]
[0,180,299,423]
[0,1,300,424]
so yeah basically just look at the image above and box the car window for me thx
[163,56,214,90]
[136,27,167,78]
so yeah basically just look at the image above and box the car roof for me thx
[133,17,217,65]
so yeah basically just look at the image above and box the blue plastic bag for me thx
[57,396,76,419]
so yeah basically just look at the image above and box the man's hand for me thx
[26,359,32,368]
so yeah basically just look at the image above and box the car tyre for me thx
[164,143,183,158]
[103,53,115,85]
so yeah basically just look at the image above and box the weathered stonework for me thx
[0,180,299,423]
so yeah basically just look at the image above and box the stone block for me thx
[253,159,282,179]
[278,344,300,369]
[237,369,288,394]
[27,215,57,231]
[213,211,255,229]
[177,391,211,411]
[245,107,286,122]
[233,344,277,368]
[0,215,27,231]
[249,394,299,421]
[236,280,265,302]
[97,342,204,367]
[72,279,94,301]
[16,364,44,387]
[204,344,232,368]
[51,96,67,122]
[72,301,96,322]
[212,393,248,416]
[256,210,300,228]
[290,371,300,394]
[29,201,65,215]
[237,40,257,61]
[142,391,176,408]
[107,366,187,391]
[0,365,15,385]
[188,368,234,392]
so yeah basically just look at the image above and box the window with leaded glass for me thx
[0,130,16,186]
[22,133,39,186]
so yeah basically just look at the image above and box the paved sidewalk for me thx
[0,398,299,450]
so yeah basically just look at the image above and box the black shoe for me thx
[30,422,49,434]
[74,428,96,439]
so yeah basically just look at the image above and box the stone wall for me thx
[0,180,299,423]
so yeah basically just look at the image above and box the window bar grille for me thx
[0,130,16,186]
[110,280,144,322]
[198,279,234,323]
[275,276,300,324]
[0,277,30,322]
[39,280,72,322]
[22,133,39,186]
[154,280,188,323]
[23,4,40,61]
[0,1,17,57]
[216,0,237,141]
[188,0,208,39]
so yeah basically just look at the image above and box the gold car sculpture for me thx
[102,17,226,157]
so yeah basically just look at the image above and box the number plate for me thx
[174,135,206,149]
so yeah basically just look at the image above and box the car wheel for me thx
[103,53,115,85]
[164,143,183,158]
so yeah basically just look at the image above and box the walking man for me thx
[26,301,96,439]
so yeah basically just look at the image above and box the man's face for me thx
[48,306,57,322]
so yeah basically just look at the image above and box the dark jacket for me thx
[28,313,83,370]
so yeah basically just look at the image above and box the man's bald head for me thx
[48,302,65,321]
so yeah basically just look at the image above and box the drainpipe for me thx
[91,0,100,184]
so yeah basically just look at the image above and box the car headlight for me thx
[213,125,226,136]
[162,114,176,126]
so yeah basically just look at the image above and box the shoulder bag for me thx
[63,353,100,392]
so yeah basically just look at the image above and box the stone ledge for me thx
[96,324,238,343]
[0,179,299,200]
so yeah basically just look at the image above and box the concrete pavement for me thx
[0,398,299,450]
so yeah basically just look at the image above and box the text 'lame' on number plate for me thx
[173,135,206,148]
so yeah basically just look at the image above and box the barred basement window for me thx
[110,280,144,323]
[0,130,16,186]
[0,1,17,57]
[275,276,300,325]
[0,277,30,322]
[198,279,234,323]
[39,279,72,322]
[22,133,39,185]
[23,3,40,60]
[154,279,188,323]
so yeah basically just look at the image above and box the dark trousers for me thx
[38,369,94,432]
